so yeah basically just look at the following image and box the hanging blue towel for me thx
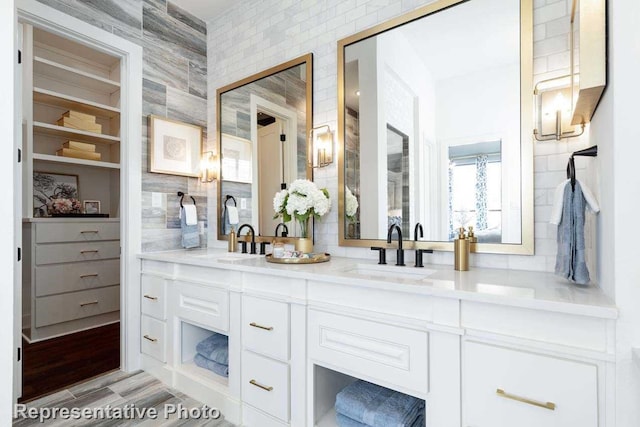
[335,380,425,427]
[180,207,200,249]
[555,180,590,285]
[336,412,425,427]
[194,353,229,377]
[195,333,229,366]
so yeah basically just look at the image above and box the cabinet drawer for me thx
[242,295,289,361]
[308,309,429,396]
[35,259,120,296]
[141,275,167,321]
[35,221,120,243]
[141,315,167,363]
[242,404,288,427]
[35,285,120,327]
[463,341,598,427]
[242,351,289,422]
[175,281,229,332]
[36,241,120,265]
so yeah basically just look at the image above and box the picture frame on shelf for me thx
[83,200,101,214]
[149,115,202,177]
[33,171,79,217]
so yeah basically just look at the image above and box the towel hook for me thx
[567,145,598,192]
[177,191,196,208]
[224,195,237,207]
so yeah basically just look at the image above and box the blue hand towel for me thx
[194,353,229,377]
[180,207,200,249]
[335,380,425,427]
[554,180,590,285]
[336,412,425,427]
[195,333,229,366]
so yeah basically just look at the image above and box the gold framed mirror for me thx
[217,54,313,241]
[337,0,533,254]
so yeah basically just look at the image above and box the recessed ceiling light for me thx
[355,90,360,96]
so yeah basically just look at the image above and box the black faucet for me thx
[370,247,387,265]
[413,222,433,268]
[237,223,257,254]
[387,224,405,266]
[275,223,289,237]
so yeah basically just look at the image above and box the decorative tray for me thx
[265,253,331,264]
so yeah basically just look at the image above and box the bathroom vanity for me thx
[138,249,616,427]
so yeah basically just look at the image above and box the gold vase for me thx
[295,237,313,253]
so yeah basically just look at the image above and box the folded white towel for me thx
[227,206,239,225]
[550,179,599,225]
[181,204,198,226]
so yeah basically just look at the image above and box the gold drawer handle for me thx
[79,300,98,307]
[143,335,157,343]
[249,322,273,331]
[80,230,99,234]
[81,250,99,254]
[143,294,158,301]
[249,379,273,392]
[80,273,99,279]
[496,388,556,411]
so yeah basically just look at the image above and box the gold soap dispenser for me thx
[467,226,477,252]
[228,225,238,253]
[454,227,470,271]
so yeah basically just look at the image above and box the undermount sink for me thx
[189,252,262,262]
[343,263,437,281]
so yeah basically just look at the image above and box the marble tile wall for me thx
[36,0,210,252]
[207,0,599,275]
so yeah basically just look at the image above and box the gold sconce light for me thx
[310,125,334,168]
[200,151,217,183]
[534,75,585,141]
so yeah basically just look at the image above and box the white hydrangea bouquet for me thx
[345,186,359,223]
[273,179,331,238]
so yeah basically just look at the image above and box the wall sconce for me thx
[310,125,334,168]
[534,77,585,141]
[200,151,217,183]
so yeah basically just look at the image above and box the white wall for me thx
[1,0,16,420]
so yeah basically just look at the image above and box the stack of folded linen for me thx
[193,332,229,377]
[335,380,425,427]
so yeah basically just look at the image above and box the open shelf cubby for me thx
[179,321,229,389]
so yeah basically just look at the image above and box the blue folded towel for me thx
[194,353,229,377]
[181,208,199,249]
[336,412,425,427]
[195,333,229,366]
[555,180,590,284]
[335,380,425,427]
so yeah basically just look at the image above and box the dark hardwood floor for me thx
[20,322,120,402]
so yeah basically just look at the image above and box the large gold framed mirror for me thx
[338,0,533,254]
[217,54,313,240]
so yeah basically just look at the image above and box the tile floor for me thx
[13,370,235,426]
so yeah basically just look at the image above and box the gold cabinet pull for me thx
[80,273,99,278]
[80,230,99,234]
[80,300,98,307]
[143,335,157,343]
[143,294,158,301]
[496,388,556,411]
[80,250,99,254]
[249,322,273,331]
[249,379,273,391]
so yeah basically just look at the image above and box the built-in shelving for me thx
[33,56,120,94]
[316,408,337,427]
[32,153,120,170]
[33,87,120,118]
[33,121,120,145]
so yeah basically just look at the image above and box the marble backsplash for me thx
[36,0,210,252]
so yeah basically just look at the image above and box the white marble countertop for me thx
[138,248,617,319]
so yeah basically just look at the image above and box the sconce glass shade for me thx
[200,151,217,182]
[310,125,334,168]
[534,75,585,141]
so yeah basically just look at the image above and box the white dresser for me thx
[22,218,120,342]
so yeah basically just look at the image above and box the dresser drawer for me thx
[242,295,289,361]
[35,259,120,296]
[242,351,289,422]
[35,241,120,265]
[35,285,120,327]
[141,274,167,321]
[141,315,167,363]
[174,281,229,332]
[35,221,120,243]
[462,341,598,427]
[308,309,429,396]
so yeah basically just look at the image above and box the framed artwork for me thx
[33,171,79,217]
[83,200,101,214]
[221,133,252,183]
[149,115,202,177]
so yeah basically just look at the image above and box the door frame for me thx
[15,0,143,388]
